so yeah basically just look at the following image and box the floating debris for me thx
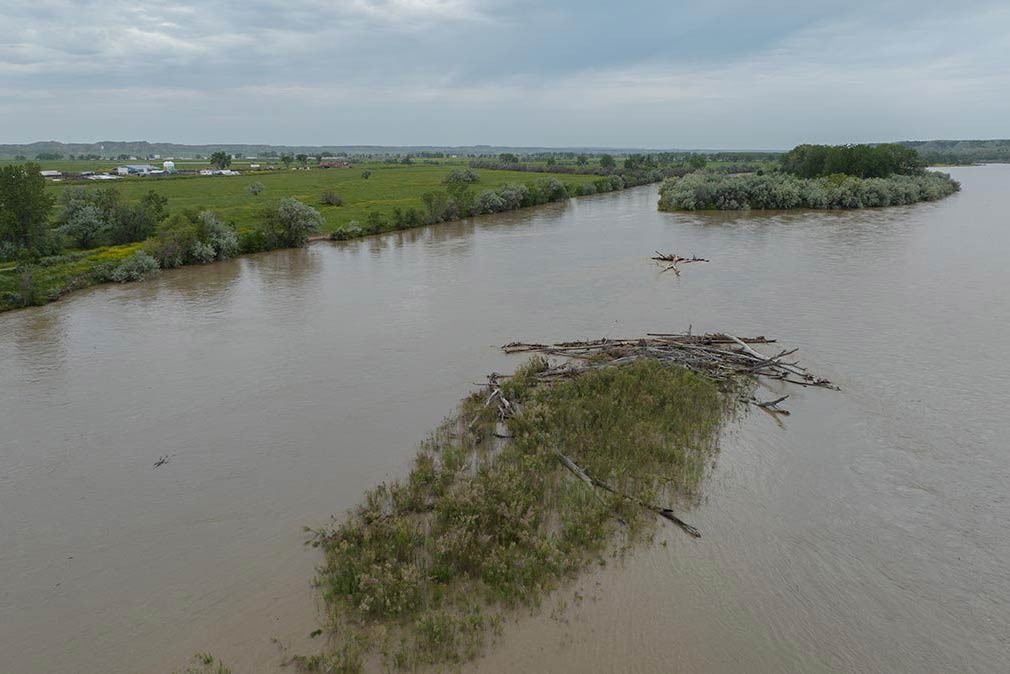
[651,251,710,274]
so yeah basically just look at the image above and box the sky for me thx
[2,0,1009,149]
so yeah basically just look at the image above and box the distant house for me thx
[116,164,155,176]
[318,158,352,169]
[39,170,62,178]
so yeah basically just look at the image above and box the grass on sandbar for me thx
[300,357,734,672]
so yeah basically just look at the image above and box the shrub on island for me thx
[658,171,960,211]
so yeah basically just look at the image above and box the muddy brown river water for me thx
[1,166,1008,673]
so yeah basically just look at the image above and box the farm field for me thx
[41,161,605,234]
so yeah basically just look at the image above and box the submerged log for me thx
[651,251,710,264]
[752,394,791,415]
[555,449,695,536]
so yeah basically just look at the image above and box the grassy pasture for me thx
[44,162,603,234]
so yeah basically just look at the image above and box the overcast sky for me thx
[2,0,1008,148]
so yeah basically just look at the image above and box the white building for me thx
[116,164,155,176]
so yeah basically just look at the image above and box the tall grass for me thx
[303,358,734,671]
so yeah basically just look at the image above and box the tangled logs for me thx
[495,331,837,537]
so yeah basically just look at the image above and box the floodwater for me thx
[1,166,1008,673]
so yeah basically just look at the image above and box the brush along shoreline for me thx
[299,333,835,672]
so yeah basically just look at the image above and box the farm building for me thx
[116,164,156,176]
[39,170,62,178]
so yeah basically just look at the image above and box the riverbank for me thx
[0,166,662,312]
[658,170,960,211]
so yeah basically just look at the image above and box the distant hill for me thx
[0,141,670,160]
[897,139,1010,164]
[0,140,782,160]
[6,138,1006,164]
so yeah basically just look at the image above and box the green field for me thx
[41,161,603,235]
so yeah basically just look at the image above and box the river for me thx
[1,166,1007,673]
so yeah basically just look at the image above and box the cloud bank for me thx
[2,0,1008,147]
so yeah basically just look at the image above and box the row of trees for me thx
[658,171,960,211]
[780,143,926,179]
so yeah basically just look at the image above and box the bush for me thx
[0,241,26,262]
[255,197,323,248]
[246,181,265,196]
[60,204,107,249]
[533,177,568,203]
[365,211,388,233]
[321,190,343,206]
[107,250,160,283]
[146,212,199,268]
[391,207,424,229]
[361,170,372,179]
[474,190,506,214]
[198,211,239,260]
[421,191,451,224]
[496,183,529,210]
[330,221,366,240]
[146,209,238,267]
[442,168,480,185]
[658,171,960,211]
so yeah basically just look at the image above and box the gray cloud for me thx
[1,0,1007,146]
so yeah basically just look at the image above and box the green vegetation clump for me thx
[1,244,142,307]
[57,186,168,247]
[320,190,343,206]
[306,358,731,671]
[780,143,925,179]
[146,210,239,267]
[0,162,57,257]
[658,171,959,211]
[242,197,323,251]
[102,250,160,283]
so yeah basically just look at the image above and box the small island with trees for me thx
[658,143,960,211]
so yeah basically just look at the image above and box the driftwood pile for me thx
[494,332,838,537]
[651,251,709,274]
[502,332,836,394]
